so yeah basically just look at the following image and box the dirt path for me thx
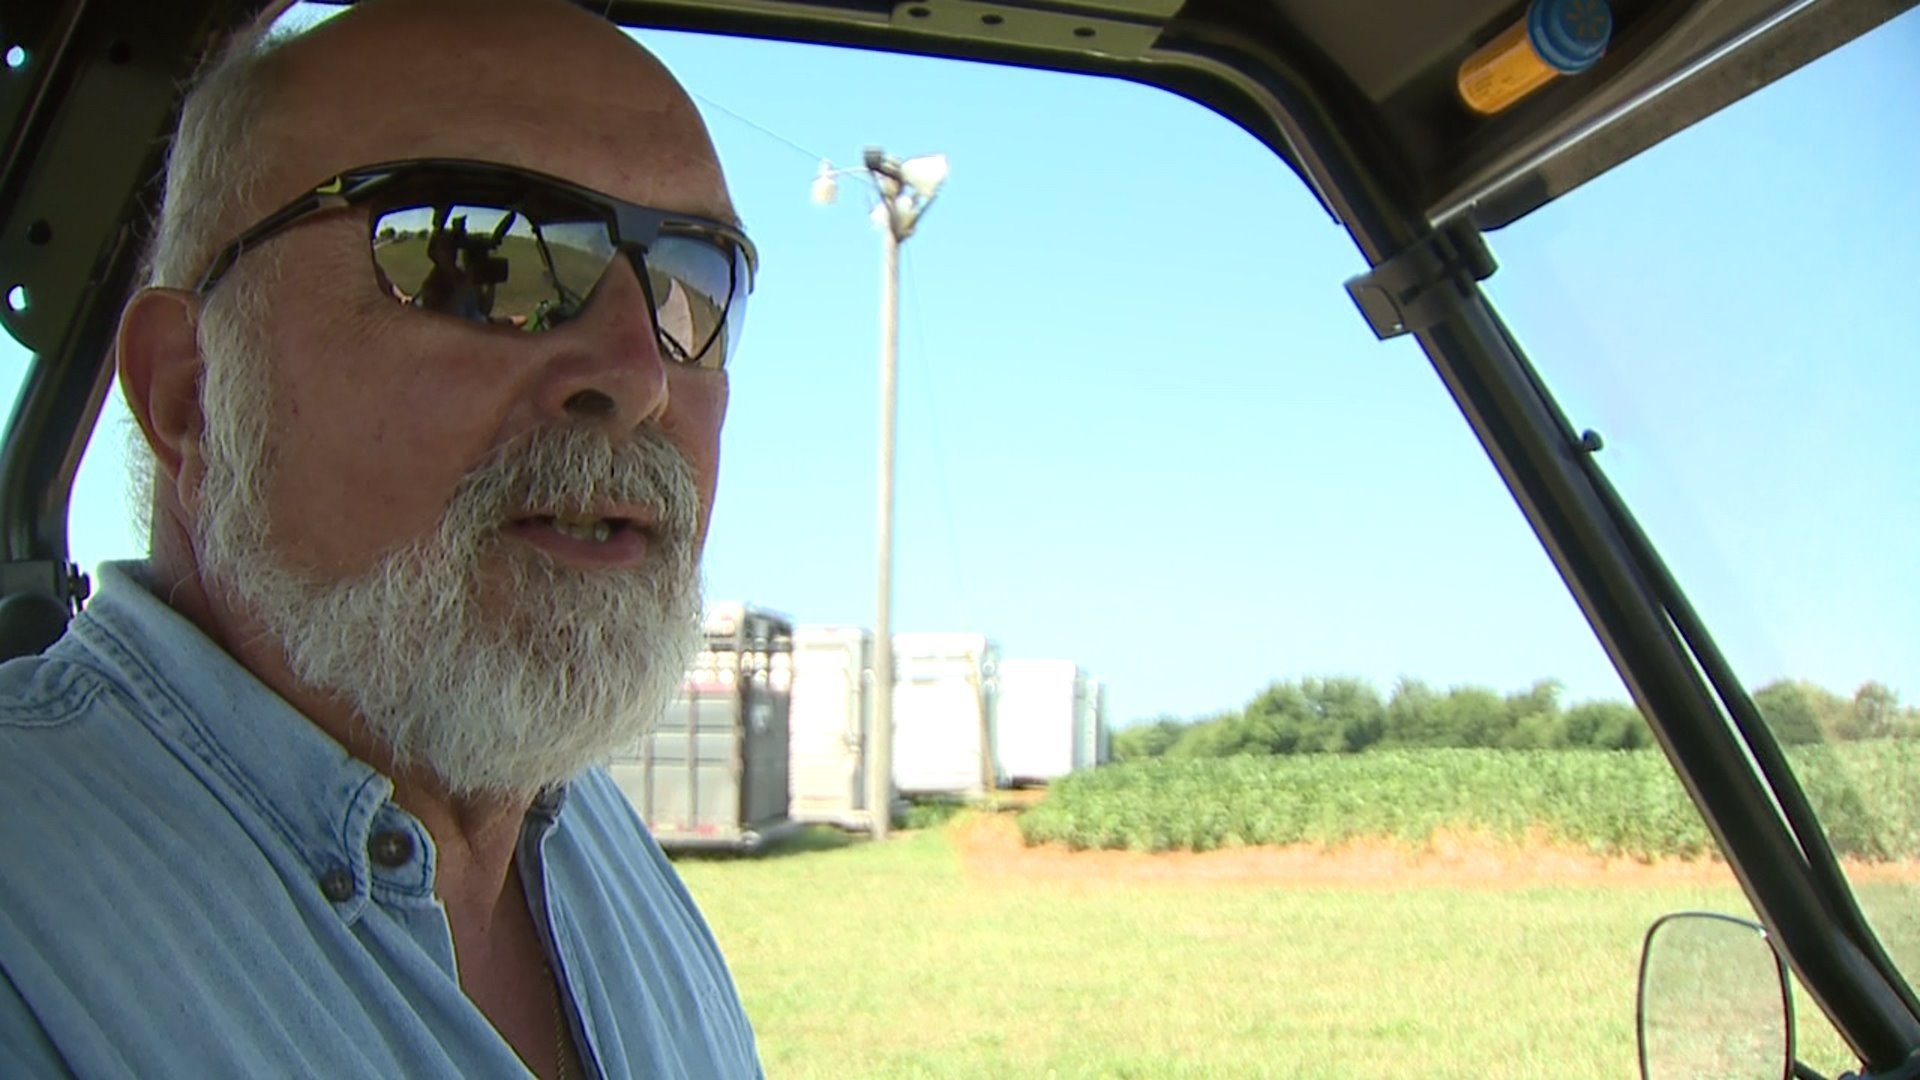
[949,813,1920,890]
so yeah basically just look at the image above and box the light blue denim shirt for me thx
[0,562,762,1078]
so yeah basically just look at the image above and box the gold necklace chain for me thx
[549,963,569,1080]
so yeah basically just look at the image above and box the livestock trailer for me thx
[1079,678,1111,770]
[786,625,878,830]
[995,659,1085,786]
[891,633,1002,797]
[609,602,798,852]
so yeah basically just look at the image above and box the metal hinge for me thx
[1344,220,1498,340]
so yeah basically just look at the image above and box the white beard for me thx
[190,282,703,800]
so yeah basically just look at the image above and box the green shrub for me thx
[901,800,965,831]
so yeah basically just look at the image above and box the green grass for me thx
[674,820,1862,1079]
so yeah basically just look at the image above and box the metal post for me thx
[869,222,900,841]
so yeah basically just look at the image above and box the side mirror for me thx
[1638,911,1794,1080]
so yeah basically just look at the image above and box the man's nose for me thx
[529,262,670,432]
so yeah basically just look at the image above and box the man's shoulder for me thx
[0,646,121,733]
[0,646,229,878]
[0,648,165,814]
[0,644,318,1071]
[0,640,270,913]
[0,580,184,748]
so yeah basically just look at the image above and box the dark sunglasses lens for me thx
[640,235,743,369]
[370,204,746,367]
[371,205,615,329]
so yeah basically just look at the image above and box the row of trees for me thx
[1758,679,1912,744]
[1113,677,1914,762]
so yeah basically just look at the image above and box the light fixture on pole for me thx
[812,147,948,842]
[810,160,841,206]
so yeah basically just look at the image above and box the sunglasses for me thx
[193,158,757,370]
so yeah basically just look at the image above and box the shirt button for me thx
[370,830,415,868]
[320,868,355,902]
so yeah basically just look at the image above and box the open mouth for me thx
[538,512,629,544]
[509,509,656,546]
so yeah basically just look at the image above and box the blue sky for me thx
[3,6,1914,725]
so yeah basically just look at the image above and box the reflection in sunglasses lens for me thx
[370,204,739,366]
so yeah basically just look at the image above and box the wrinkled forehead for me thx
[251,1,733,225]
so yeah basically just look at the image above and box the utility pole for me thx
[872,204,902,842]
[814,148,949,842]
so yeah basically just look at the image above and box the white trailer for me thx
[996,659,1084,785]
[1080,678,1111,768]
[891,633,1001,797]
[786,625,876,829]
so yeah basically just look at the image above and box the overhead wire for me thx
[591,6,832,165]
[691,93,832,165]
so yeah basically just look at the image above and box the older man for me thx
[0,0,763,1076]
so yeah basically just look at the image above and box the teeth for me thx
[552,515,613,542]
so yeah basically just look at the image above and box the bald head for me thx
[270,0,728,211]
[151,0,732,291]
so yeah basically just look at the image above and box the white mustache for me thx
[444,425,700,550]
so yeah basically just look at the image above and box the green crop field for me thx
[674,817,1869,1079]
[1019,743,1920,860]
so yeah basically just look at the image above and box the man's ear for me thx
[117,287,204,495]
